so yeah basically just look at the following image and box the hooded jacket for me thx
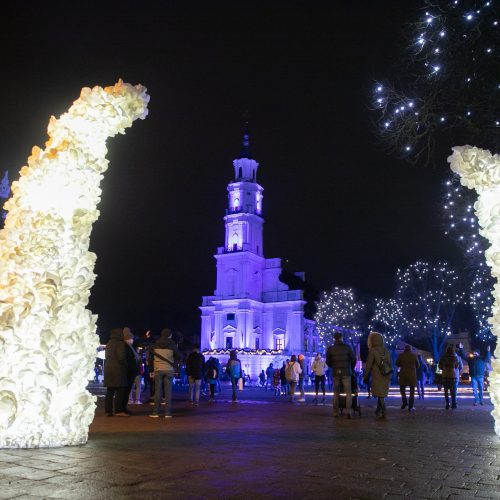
[104,328,128,387]
[364,332,392,397]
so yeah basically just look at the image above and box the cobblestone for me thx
[0,386,498,498]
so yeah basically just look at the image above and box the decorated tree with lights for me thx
[315,287,365,352]
[369,298,407,349]
[374,0,500,435]
[443,175,495,341]
[395,261,464,361]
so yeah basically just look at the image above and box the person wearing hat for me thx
[326,332,356,418]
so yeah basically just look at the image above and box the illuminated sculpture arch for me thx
[0,81,149,447]
[448,146,500,436]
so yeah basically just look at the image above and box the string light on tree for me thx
[395,261,464,361]
[443,173,495,341]
[314,287,365,351]
[369,298,407,348]
[372,1,500,163]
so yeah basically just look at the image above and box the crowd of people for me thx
[102,327,493,420]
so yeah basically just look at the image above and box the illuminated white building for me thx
[200,131,317,377]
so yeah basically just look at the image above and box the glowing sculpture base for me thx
[448,146,500,436]
[0,81,149,447]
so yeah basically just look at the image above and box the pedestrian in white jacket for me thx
[311,353,327,404]
[285,355,302,402]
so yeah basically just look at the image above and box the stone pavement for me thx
[0,385,499,499]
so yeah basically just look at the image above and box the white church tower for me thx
[200,129,317,377]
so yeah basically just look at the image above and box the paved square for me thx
[0,385,499,499]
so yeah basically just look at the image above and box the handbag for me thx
[238,377,244,390]
[378,352,394,377]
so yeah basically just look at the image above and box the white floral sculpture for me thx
[448,146,500,436]
[0,80,149,447]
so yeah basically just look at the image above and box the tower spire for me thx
[239,122,252,159]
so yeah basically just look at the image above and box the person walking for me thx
[123,327,140,414]
[186,345,205,406]
[326,332,356,418]
[205,356,219,401]
[104,328,129,417]
[226,350,243,403]
[148,328,182,418]
[363,331,393,419]
[396,345,419,412]
[457,343,491,406]
[311,353,327,405]
[439,345,463,410]
[416,354,428,400]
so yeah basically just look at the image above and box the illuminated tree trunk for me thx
[0,81,149,447]
[448,146,500,436]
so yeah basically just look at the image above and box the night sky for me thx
[0,1,465,339]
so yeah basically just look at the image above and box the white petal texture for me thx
[0,80,149,447]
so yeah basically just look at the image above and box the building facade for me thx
[200,131,317,379]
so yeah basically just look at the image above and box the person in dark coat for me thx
[122,327,140,414]
[186,346,205,406]
[396,345,420,411]
[439,345,463,410]
[326,332,356,418]
[104,328,129,416]
[364,331,393,418]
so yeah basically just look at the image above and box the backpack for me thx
[285,362,295,381]
[378,352,393,377]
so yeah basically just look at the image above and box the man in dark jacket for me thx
[326,332,356,418]
[396,345,420,411]
[122,327,140,414]
[104,328,129,416]
[148,328,182,418]
[186,346,205,406]
[457,343,491,406]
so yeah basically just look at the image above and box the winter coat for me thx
[104,329,128,388]
[125,343,140,382]
[396,350,419,386]
[186,351,205,380]
[285,360,302,382]
[457,348,490,377]
[326,341,356,377]
[311,356,327,376]
[439,351,463,380]
[364,332,392,397]
[148,329,182,374]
